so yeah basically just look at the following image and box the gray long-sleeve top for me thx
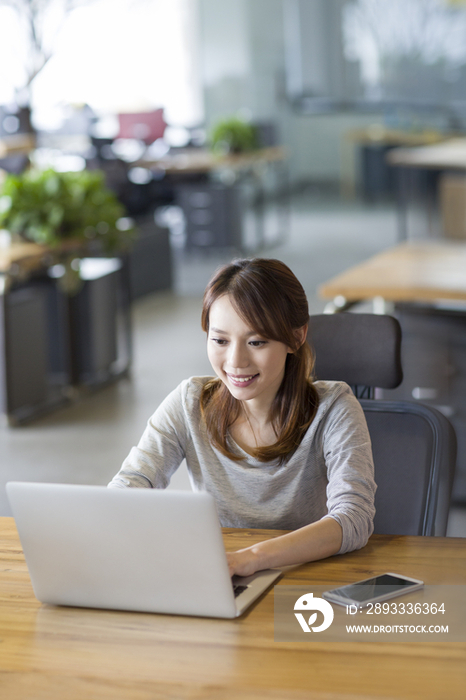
[108,377,376,554]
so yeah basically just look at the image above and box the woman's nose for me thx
[227,342,249,368]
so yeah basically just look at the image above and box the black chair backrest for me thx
[308,313,403,397]
[307,313,456,536]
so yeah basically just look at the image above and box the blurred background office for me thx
[1,0,466,534]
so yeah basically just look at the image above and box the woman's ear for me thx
[296,323,308,347]
[289,324,308,353]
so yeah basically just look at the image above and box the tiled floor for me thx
[1,187,465,535]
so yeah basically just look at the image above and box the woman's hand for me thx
[226,548,260,577]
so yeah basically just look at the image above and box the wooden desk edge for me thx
[1,516,466,700]
[137,145,287,173]
[318,241,466,303]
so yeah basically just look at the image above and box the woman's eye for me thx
[210,338,266,347]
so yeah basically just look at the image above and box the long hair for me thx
[200,258,319,464]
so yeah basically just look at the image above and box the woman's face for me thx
[207,294,292,411]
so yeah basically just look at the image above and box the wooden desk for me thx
[342,128,445,200]
[388,138,466,170]
[319,241,466,310]
[386,138,466,240]
[138,146,289,253]
[347,126,444,148]
[1,517,465,699]
[0,133,36,159]
[137,145,286,175]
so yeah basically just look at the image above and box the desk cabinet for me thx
[176,183,243,251]
[360,143,398,201]
[125,215,172,299]
[1,282,50,417]
[0,259,131,425]
[66,259,128,386]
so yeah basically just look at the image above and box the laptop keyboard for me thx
[233,584,248,598]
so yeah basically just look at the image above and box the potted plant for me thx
[210,117,258,154]
[0,167,135,293]
[0,167,136,389]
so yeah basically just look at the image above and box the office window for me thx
[344,0,466,102]
[0,0,203,128]
[284,0,466,126]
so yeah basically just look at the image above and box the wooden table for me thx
[348,127,445,149]
[137,145,286,175]
[342,127,446,201]
[1,517,465,700]
[386,138,466,240]
[0,133,36,159]
[138,146,289,253]
[0,241,46,285]
[388,138,466,171]
[319,241,466,311]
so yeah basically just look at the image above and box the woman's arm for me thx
[226,516,342,576]
[108,381,190,488]
[321,389,376,553]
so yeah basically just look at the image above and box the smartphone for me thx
[322,573,424,609]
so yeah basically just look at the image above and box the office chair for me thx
[117,109,167,145]
[308,313,457,536]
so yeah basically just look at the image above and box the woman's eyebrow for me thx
[210,327,257,337]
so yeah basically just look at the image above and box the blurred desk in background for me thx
[138,145,286,175]
[0,241,45,276]
[388,138,466,170]
[0,133,35,177]
[0,133,36,159]
[344,126,444,201]
[319,241,466,309]
[138,146,289,253]
[388,138,466,241]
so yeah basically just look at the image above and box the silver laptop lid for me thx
[7,482,240,618]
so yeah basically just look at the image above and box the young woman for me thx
[109,258,376,577]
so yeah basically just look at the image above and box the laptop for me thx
[6,482,281,619]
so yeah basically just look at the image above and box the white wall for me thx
[289,112,385,191]
[198,0,252,124]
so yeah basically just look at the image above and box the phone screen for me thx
[325,574,421,604]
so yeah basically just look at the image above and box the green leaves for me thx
[210,117,258,154]
[0,168,135,253]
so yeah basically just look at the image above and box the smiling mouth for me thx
[226,373,259,386]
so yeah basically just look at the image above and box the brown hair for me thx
[200,258,319,464]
